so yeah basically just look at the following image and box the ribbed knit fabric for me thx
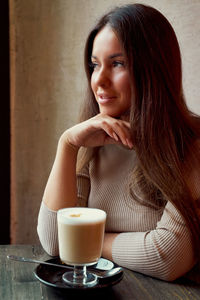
[37,144,199,281]
[37,202,58,256]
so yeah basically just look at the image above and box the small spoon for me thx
[7,255,123,279]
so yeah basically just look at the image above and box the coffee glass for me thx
[57,207,106,287]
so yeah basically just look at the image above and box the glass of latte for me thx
[57,207,106,287]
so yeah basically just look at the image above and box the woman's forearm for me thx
[42,115,133,211]
[102,233,119,261]
[42,133,79,211]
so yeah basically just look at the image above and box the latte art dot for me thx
[70,214,81,218]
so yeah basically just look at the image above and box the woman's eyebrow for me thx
[91,53,124,60]
[109,53,124,59]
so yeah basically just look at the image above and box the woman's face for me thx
[91,26,132,118]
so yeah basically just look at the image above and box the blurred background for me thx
[2,0,200,245]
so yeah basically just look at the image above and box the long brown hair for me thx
[78,4,200,258]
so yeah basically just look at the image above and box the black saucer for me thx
[34,257,123,290]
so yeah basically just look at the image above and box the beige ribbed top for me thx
[37,144,199,281]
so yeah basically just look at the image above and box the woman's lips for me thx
[97,95,117,104]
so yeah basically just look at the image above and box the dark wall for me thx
[0,0,10,244]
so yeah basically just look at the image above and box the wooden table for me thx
[1,245,200,300]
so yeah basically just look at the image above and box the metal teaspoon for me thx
[7,255,123,279]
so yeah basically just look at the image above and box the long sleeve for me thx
[112,201,195,281]
[37,201,58,256]
[37,144,198,281]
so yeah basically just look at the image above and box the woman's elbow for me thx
[37,226,59,257]
[152,258,195,282]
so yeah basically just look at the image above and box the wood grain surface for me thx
[1,245,200,300]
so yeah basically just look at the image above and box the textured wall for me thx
[10,0,200,244]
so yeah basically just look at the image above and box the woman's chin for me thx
[99,109,130,120]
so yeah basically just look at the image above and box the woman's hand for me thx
[102,233,119,261]
[62,113,133,149]
[42,114,133,210]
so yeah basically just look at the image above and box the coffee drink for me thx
[57,207,106,265]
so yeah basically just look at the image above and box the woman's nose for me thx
[94,66,111,88]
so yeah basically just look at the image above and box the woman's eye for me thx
[113,61,125,67]
[90,61,99,69]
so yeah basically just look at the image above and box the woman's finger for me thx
[97,116,133,148]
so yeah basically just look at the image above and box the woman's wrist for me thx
[65,139,80,152]
[59,132,80,152]
[102,233,118,261]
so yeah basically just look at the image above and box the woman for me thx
[37,3,200,281]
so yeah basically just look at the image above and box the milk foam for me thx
[57,207,106,225]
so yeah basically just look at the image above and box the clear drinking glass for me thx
[57,207,106,287]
